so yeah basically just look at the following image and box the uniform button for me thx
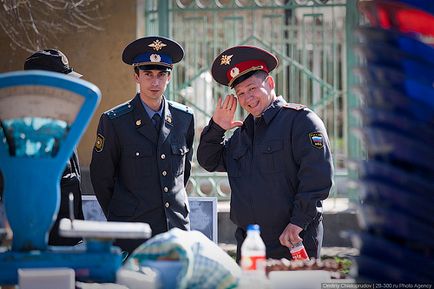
[161,154,166,159]
[165,202,170,208]
[162,170,167,176]
[136,152,140,156]
[267,147,271,152]
[163,187,168,192]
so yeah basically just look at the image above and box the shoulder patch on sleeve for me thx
[94,133,105,152]
[105,101,133,119]
[309,132,324,149]
[282,103,306,110]
[168,100,193,115]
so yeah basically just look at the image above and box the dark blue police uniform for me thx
[90,36,194,254]
[197,46,334,261]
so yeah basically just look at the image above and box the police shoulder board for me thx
[282,103,306,111]
[105,100,133,119]
[168,100,193,115]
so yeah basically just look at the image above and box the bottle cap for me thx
[247,224,260,232]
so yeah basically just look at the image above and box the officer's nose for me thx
[245,92,254,101]
[151,78,160,86]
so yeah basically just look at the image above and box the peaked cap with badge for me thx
[122,36,184,71]
[211,45,278,88]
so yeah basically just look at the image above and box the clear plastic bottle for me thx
[240,224,266,272]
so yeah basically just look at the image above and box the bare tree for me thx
[0,0,106,52]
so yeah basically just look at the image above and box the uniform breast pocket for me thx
[259,140,285,174]
[227,146,249,178]
[122,145,153,183]
[171,143,189,176]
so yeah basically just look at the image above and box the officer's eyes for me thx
[237,87,255,95]
[142,72,167,79]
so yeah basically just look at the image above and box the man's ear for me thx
[266,75,275,90]
[134,71,140,84]
[166,72,171,84]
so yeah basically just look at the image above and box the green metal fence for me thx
[144,0,360,201]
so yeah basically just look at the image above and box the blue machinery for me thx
[0,71,150,285]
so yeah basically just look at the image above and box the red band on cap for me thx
[226,59,269,85]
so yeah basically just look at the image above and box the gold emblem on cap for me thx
[136,119,142,126]
[149,40,167,51]
[165,115,172,124]
[220,55,233,65]
[150,54,161,62]
[230,67,240,78]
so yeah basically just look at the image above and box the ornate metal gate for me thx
[144,0,359,200]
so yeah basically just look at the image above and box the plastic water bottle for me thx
[240,224,266,272]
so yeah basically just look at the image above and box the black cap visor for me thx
[136,64,172,72]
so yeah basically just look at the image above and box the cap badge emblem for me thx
[149,40,167,51]
[220,54,233,65]
[230,67,240,78]
[150,54,161,62]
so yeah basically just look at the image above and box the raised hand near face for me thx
[212,94,243,131]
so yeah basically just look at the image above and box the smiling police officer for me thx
[90,36,195,254]
[197,46,334,262]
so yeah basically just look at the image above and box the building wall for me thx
[0,0,138,166]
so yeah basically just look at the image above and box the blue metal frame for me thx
[0,71,122,285]
[0,71,100,251]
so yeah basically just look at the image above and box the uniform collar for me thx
[131,94,164,144]
[242,96,280,131]
[259,95,285,125]
[140,97,164,119]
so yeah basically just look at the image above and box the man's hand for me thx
[279,223,303,248]
[212,94,243,130]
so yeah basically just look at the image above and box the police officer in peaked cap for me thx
[197,45,334,261]
[90,36,195,254]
